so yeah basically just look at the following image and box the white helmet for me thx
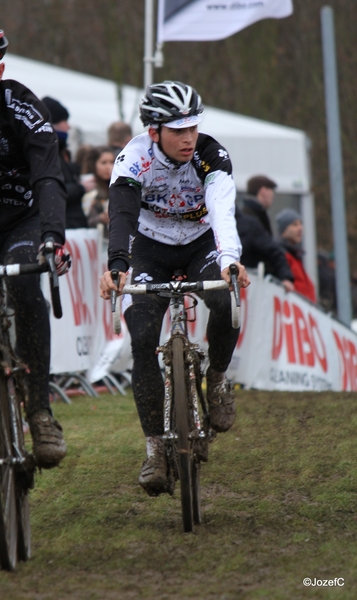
[140,80,204,127]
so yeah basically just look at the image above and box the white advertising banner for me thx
[157,0,293,43]
[44,229,357,393]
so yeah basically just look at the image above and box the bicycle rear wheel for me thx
[172,336,193,533]
[0,373,18,571]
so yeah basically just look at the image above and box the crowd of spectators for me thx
[42,95,132,237]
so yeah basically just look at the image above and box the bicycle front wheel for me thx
[10,374,32,562]
[172,337,193,533]
[0,373,18,571]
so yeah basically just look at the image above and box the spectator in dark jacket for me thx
[236,208,294,291]
[42,96,88,229]
[276,208,316,302]
[241,175,277,235]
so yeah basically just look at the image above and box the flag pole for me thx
[144,0,164,89]
[321,5,352,326]
[144,0,154,89]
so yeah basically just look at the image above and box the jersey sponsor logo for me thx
[129,155,154,177]
[204,173,216,185]
[182,205,208,221]
[193,151,211,173]
[5,89,43,130]
[0,135,10,154]
[0,197,32,207]
[134,272,153,283]
[144,192,204,207]
[218,148,229,160]
[35,122,54,134]
[199,250,219,273]
[7,240,35,252]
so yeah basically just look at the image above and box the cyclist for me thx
[0,30,70,468]
[100,81,250,496]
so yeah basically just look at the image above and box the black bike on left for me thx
[0,240,62,571]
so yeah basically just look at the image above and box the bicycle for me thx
[111,265,240,532]
[0,240,63,571]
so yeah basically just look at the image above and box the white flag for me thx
[157,0,293,42]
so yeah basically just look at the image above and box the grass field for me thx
[1,389,356,599]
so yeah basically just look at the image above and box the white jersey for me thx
[108,131,241,271]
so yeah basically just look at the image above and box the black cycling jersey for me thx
[0,79,66,242]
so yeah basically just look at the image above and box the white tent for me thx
[4,53,316,281]
[4,53,310,192]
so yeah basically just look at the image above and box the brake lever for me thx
[110,269,119,312]
[229,264,240,308]
[43,238,59,288]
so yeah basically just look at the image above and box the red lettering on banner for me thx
[293,304,314,366]
[272,296,282,359]
[284,301,296,363]
[309,315,327,372]
[65,240,92,326]
[272,296,328,371]
[237,287,247,348]
[347,339,357,390]
[332,330,357,390]
[85,238,99,317]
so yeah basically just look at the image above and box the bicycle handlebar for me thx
[110,265,241,334]
[0,252,63,319]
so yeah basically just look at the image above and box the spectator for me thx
[241,174,277,235]
[235,207,294,291]
[74,143,93,174]
[107,121,133,156]
[317,250,337,313]
[276,208,316,302]
[42,96,88,229]
[82,146,116,236]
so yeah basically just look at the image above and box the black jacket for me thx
[241,195,273,236]
[59,153,87,229]
[0,79,67,243]
[236,208,293,282]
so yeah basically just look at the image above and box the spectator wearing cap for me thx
[241,175,277,236]
[276,208,316,302]
[42,96,88,229]
[107,121,133,157]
